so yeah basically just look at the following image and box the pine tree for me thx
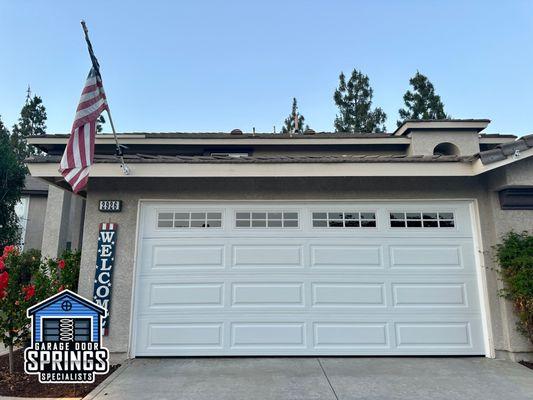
[281,98,309,133]
[333,69,387,133]
[11,90,47,159]
[0,116,26,251]
[397,71,449,127]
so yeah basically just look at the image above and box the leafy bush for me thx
[0,247,81,373]
[0,247,41,347]
[495,231,533,344]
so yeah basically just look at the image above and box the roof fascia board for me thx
[27,161,474,178]
[27,137,411,146]
[394,120,490,136]
[479,137,516,144]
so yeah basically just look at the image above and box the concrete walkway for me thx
[86,357,533,400]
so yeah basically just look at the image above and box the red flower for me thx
[2,245,15,258]
[58,260,66,270]
[0,258,4,272]
[58,285,65,293]
[22,284,35,301]
[0,271,9,292]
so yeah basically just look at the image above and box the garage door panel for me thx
[311,283,385,307]
[395,322,473,348]
[231,283,304,307]
[310,245,383,269]
[134,201,486,356]
[232,245,304,269]
[142,240,225,272]
[390,245,463,269]
[230,323,306,348]
[142,321,224,350]
[392,283,467,308]
[314,323,389,348]
[149,283,225,309]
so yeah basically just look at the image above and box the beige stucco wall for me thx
[408,130,480,156]
[480,157,533,360]
[76,160,533,361]
[24,195,47,251]
[41,186,86,257]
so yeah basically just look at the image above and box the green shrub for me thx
[495,231,533,344]
[0,247,81,373]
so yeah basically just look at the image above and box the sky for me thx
[1,1,532,136]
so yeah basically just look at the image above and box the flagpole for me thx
[80,20,129,175]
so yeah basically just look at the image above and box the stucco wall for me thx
[24,195,47,251]
[77,168,532,360]
[408,130,480,156]
[481,157,533,360]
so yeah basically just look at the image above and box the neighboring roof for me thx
[394,119,491,136]
[478,134,533,165]
[27,289,106,316]
[26,153,476,164]
[22,175,49,195]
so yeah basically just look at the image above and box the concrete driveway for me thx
[86,357,533,400]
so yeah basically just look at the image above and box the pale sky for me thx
[1,0,532,136]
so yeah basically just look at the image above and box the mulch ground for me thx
[0,348,119,398]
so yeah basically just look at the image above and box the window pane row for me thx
[312,211,377,228]
[236,212,299,228]
[389,212,455,228]
[157,212,222,228]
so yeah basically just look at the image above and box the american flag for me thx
[59,67,108,193]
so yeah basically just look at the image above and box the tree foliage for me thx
[397,71,448,127]
[495,231,533,344]
[11,94,47,159]
[96,114,106,133]
[0,117,26,251]
[281,98,308,133]
[333,69,387,133]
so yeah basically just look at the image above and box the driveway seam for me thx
[317,358,339,400]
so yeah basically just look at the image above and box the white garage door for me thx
[133,201,486,356]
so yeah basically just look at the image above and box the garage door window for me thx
[157,211,222,228]
[312,211,376,228]
[389,212,455,228]
[235,211,299,228]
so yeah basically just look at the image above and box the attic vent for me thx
[230,129,243,135]
[433,142,460,156]
[304,129,316,135]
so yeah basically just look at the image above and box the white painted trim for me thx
[127,198,490,358]
[469,200,495,358]
[127,200,145,359]
[27,161,475,178]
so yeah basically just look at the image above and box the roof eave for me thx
[394,119,491,136]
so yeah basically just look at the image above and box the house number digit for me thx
[99,200,122,213]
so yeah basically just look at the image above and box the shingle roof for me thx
[478,134,533,164]
[26,153,476,164]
